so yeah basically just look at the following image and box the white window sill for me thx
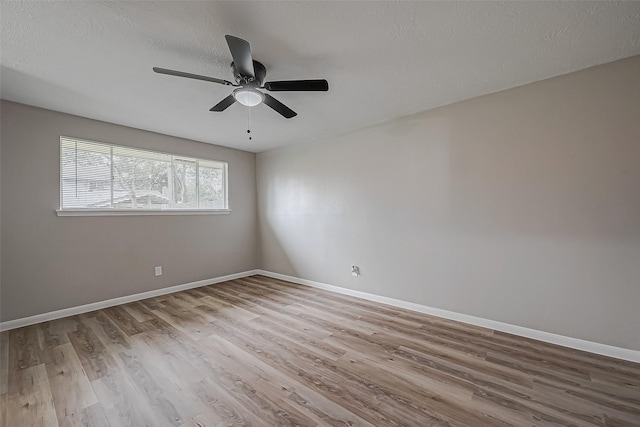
[56,209,231,217]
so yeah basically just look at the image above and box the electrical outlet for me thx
[154,266,163,276]
[351,265,360,277]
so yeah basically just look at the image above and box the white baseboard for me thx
[255,270,640,363]
[0,270,260,332]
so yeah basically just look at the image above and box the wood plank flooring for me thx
[1,275,639,426]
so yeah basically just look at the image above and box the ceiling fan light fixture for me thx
[233,88,264,107]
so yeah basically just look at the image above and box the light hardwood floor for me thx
[1,275,639,426]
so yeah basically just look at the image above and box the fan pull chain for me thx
[247,107,252,141]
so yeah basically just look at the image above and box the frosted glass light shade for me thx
[233,88,264,107]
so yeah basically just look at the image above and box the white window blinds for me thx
[60,137,228,210]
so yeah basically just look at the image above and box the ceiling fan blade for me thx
[263,94,297,119]
[264,79,329,92]
[153,67,234,86]
[225,35,255,78]
[209,95,236,112]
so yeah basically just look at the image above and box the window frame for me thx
[57,136,230,216]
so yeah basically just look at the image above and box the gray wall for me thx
[1,101,257,321]
[257,55,640,350]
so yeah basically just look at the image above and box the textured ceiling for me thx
[2,1,640,153]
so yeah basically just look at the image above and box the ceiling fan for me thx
[153,35,329,119]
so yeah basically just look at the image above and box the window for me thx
[60,137,228,213]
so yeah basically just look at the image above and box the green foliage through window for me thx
[60,137,227,210]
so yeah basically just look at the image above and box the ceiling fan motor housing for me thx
[233,60,266,86]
